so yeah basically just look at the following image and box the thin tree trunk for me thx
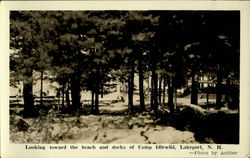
[225,77,231,106]
[216,69,222,108]
[40,71,44,106]
[94,89,99,114]
[191,75,198,105]
[158,74,162,105]
[148,73,150,95]
[138,59,145,112]
[206,84,209,105]
[163,74,166,106]
[66,83,70,108]
[152,69,158,112]
[94,67,101,114]
[91,89,95,113]
[167,75,174,113]
[62,84,65,109]
[174,88,177,107]
[128,65,135,114]
[150,73,154,110]
[101,83,104,98]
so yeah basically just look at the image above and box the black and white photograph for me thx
[8,10,241,145]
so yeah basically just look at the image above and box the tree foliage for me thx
[10,11,239,117]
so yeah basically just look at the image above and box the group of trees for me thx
[10,11,239,118]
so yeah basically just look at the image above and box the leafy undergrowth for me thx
[10,110,199,144]
[10,103,238,144]
[157,104,239,144]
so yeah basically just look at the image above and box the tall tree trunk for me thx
[152,69,158,112]
[162,74,166,106]
[66,82,70,108]
[158,74,162,105]
[231,85,239,109]
[40,71,44,106]
[94,88,100,114]
[101,83,104,98]
[206,84,209,105]
[91,89,95,113]
[225,77,236,109]
[61,84,65,109]
[70,75,81,112]
[226,77,231,105]
[128,66,135,114]
[23,71,35,118]
[174,88,177,107]
[167,75,174,113]
[138,59,145,112]
[191,75,198,105]
[148,73,150,95]
[94,67,101,114]
[216,69,222,108]
[150,73,154,110]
